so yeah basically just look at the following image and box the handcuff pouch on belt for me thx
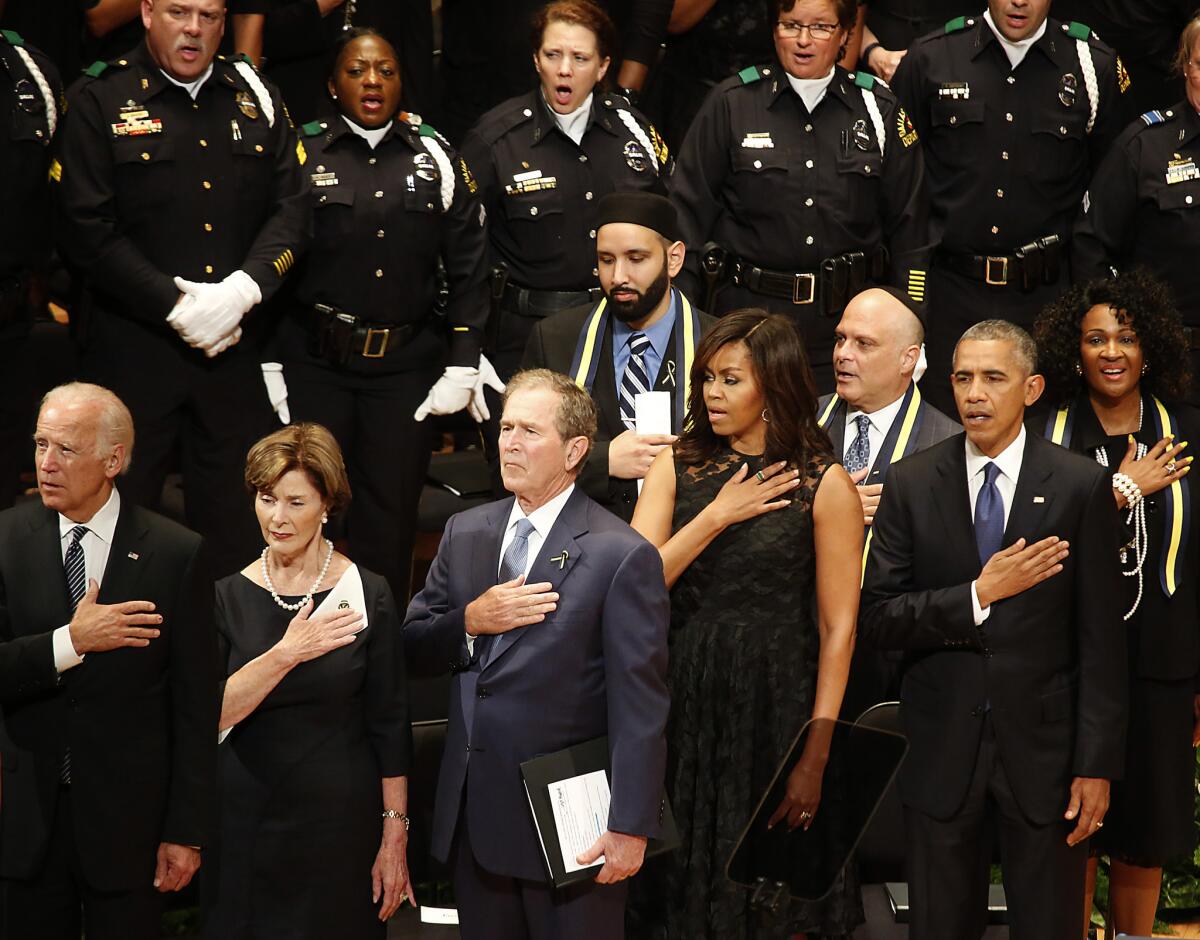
[310,303,420,366]
[1012,235,1062,291]
[700,243,728,311]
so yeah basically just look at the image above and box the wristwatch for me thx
[381,810,411,830]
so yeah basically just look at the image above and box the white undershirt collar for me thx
[160,63,213,100]
[341,115,390,149]
[784,67,835,114]
[982,9,1048,70]
[544,92,593,146]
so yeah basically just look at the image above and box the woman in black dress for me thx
[1033,271,1199,938]
[629,311,863,939]
[203,423,413,938]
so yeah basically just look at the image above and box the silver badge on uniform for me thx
[624,140,649,173]
[413,152,439,182]
[851,119,872,152]
[1058,73,1077,108]
[14,79,39,114]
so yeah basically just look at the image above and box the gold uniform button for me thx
[255,144,264,153]
[203,181,212,189]
[991,225,1000,234]
[205,265,214,274]
[375,269,383,278]
[1001,151,1009,160]
[368,157,377,166]
[864,165,872,174]
[805,235,814,245]
[1005,112,1014,122]
[374,190,384,198]
[1059,126,1068,135]
[376,229,385,238]
[949,115,958,125]
[996,189,1004,198]
[199,139,208,148]
[141,152,150,161]
[805,197,814,207]
[204,223,213,232]
[530,206,539,216]
[805,159,814,169]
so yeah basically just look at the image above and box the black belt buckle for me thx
[792,272,816,305]
[984,256,1009,286]
[362,326,390,358]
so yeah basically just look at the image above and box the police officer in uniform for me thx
[890,0,1130,414]
[669,0,931,394]
[0,30,59,508]
[460,0,671,388]
[53,0,309,578]
[276,27,490,602]
[1073,15,1200,404]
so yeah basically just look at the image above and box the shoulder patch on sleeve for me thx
[1065,21,1092,40]
[896,106,918,147]
[945,16,968,33]
[738,65,763,85]
[300,120,327,137]
[1116,55,1131,93]
[852,71,876,91]
[1,29,25,46]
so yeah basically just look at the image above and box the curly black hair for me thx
[1033,269,1191,406]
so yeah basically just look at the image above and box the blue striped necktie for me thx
[481,519,537,667]
[619,332,652,430]
[62,524,88,784]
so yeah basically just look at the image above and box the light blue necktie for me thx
[481,519,537,667]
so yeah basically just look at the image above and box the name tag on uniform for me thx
[740,132,774,149]
[311,172,339,187]
[937,82,970,100]
[513,169,543,183]
[1166,156,1200,185]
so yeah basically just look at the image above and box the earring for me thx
[1141,363,1149,376]
[1074,362,1082,376]
[321,513,329,524]
[761,408,770,423]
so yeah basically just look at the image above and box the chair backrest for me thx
[407,719,449,883]
[852,702,907,882]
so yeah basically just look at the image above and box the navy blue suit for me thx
[404,486,670,938]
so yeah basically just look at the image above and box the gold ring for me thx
[755,470,765,483]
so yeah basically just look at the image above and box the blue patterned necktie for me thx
[61,525,88,784]
[974,462,1005,566]
[619,332,652,431]
[481,519,537,666]
[844,414,872,476]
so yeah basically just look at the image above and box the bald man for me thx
[820,288,959,716]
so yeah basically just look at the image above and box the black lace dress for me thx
[629,448,863,939]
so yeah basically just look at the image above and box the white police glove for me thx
[261,362,290,424]
[169,271,262,355]
[413,366,479,422]
[468,354,507,422]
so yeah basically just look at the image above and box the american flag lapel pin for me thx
[1033,496,1045,504]
[127,551,140,560]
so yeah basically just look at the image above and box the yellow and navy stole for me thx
[818,381,926,579]
[1045,394,1191,597]
[567,287,701,433]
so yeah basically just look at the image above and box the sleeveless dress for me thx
[629,448,862,939]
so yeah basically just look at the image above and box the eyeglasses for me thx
[776,21,839,40]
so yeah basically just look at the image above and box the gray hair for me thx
[954,320,1038,377]
[503,369,598,470]
[40,382,135,473]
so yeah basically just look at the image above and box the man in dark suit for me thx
[521,191,715,522]
[860,320,1127,939]
[0,382,217,940]
[820,287,960,716]
[405,368,670,939]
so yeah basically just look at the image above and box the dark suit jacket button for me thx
[478,687,489,699]
[983,649,993,657]
[971,706,984,717]
[465,744,471,752]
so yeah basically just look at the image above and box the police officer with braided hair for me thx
[0,29,59,507]
[668,0,932,395]
[890,0,1130,415]
[52,0,309,578]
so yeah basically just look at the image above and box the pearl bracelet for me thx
[1111,472,1142,509]
[381,810,411,829]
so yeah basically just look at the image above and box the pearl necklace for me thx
[261,538,334,612]
[1094,396,1146,621]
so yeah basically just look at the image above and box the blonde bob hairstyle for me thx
[244,423,351,515]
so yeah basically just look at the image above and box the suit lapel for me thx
[652,316,681,428]
[1002,434,1054,545]
[486,488,589,670]
[472,498,512,604]
[932,439,980,579]
[96,504,151,605]
[827,403,847,462]
[30,507,71,630]
[594,323,624,438]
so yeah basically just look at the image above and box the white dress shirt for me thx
[784,68,835,113]
[466,484,576,653]
[982,9,1048,70]
[844,391,907,473]
[160,63,213,100]
[53,486,122,672]
[342,115,390,149]
[966,425,1025,623]
[547,93,593,146]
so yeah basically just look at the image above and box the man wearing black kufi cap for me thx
[521,191,715,522]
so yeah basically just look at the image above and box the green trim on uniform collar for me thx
[1,29,24,46]
[853,71,876,91]
[738,65,762,85]
[945,15,968,33]
[300,120,327,137]
[418,122,441,138]
[84,60,109,78]
[1065,21,1092,40]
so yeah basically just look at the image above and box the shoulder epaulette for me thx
[301,120,328,137]
[945,16,968,33]
[852,71,876,92]
[1065,21,1092,40]
[84,59,111,79]
[1,29,25,47]
[417,120,450,147]
[738,65,764,85]
[1139,109,1176,127]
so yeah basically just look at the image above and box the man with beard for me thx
[521,192,715,522]
[52,0,309,579]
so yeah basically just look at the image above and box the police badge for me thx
[413,152,439,182]
[1058,73,1077,108]
[235,90,259,120]
[851,119,871,152]
[624,140,649,173]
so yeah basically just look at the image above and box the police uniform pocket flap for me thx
[732,149,788,174]
[1039,685,1075,723]
[113,138,175,165]
[502,188,563,221]
[231,133,272,158]
[314,187,355,208]
[1153,179,1200,212]
[1031,110,1087,141]
[835,149,883,178]
[930,98,985,129]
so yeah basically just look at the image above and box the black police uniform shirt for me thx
[861,0,975,53]
[291,112,489,369]
[1073,104,1200,322]
[1,31,61,279]
[52,41,310,332]
[668,64,930,299]
[459,89,671,292]
[890,15,1129,256]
